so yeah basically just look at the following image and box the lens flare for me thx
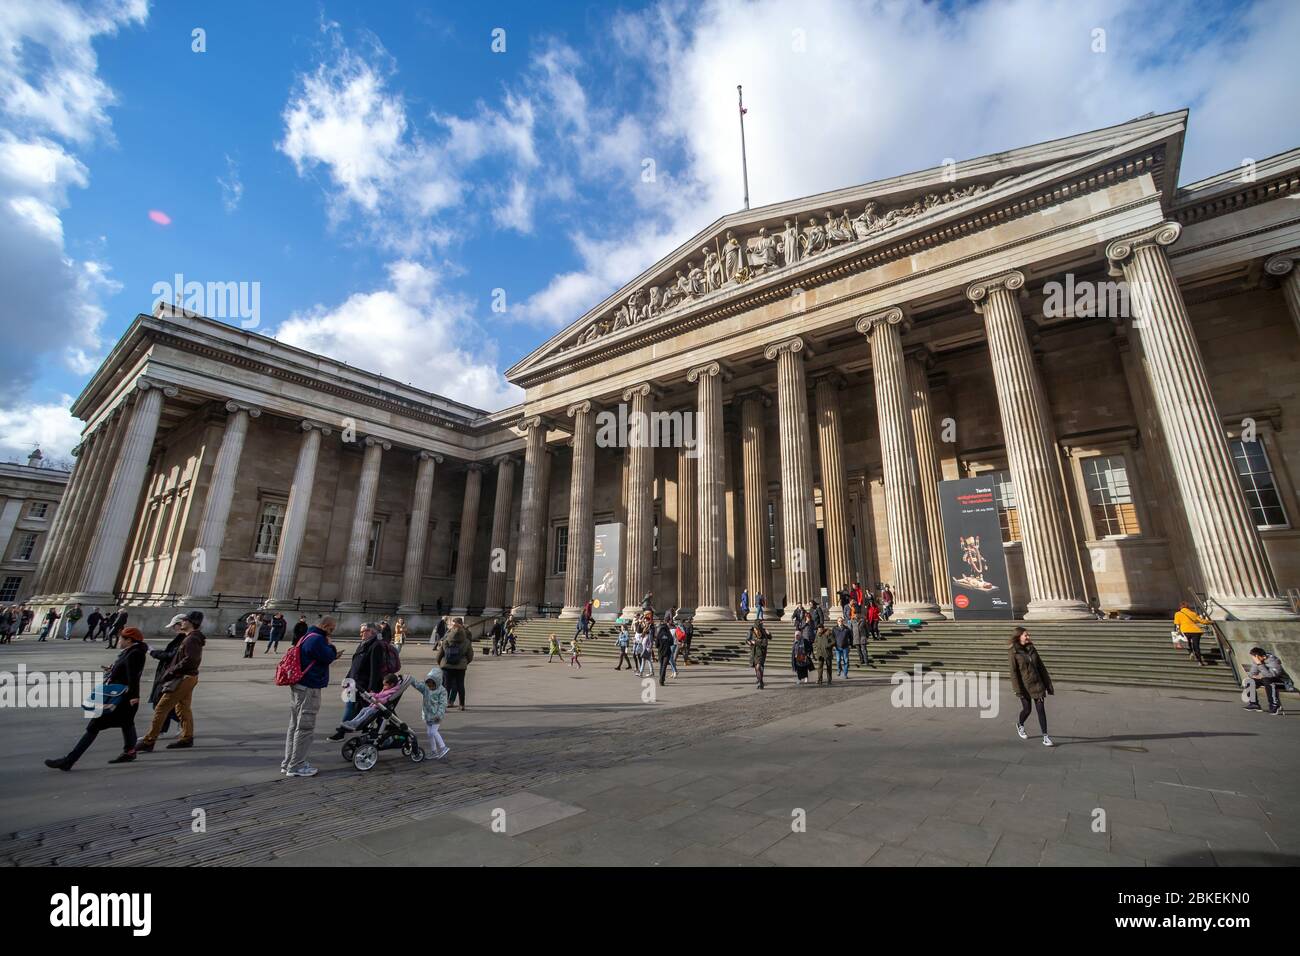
[148,209,172,225]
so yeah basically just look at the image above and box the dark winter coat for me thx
[1009,641,1054,699]
[148,634,185,706]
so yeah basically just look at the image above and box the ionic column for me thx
[266,421,330,607]
[763,338,820,619]
[481,454,517,616]
[49,406,129,595]
[906,350,952,613]
[32,428,96,596]
[1109,225,1296,619]
[855,312,941,619]
[738,390,772,605]
[398,451,442,615]
[1265,253,1300,341]
[560,401,597,619]
[676,441,698,609]
[338,436,390,610]
[622,384,658,618]
[510,417,547,616]
[965,273,1091,620]
[813,373,854,606]
[450,463,485,616]
[77,379,177,601]
[180,402,260,605]
[689,362,732,621]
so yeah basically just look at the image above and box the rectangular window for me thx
[366,519,383,569]
[766,500,779,567]
[1083,455,1141,537]
[14,532,38,562]
[989,470,1022,544]
[1230,439,1289,529]
[0,576,20,602]
[449,527,460,576]
[254,500,286,558]
[553,525,569,575]
[27,502,48,519]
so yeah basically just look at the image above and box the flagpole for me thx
[737,84,750,211]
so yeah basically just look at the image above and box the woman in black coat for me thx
[1009,627,1055,747]
[46,627,149,769]
[148,629,185,737]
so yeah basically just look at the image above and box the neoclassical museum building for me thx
[25,111,1300,633]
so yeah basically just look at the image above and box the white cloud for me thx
[0,396,82,461]
[218,153,243,212]
[274,260,522,411]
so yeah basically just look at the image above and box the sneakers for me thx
[328,728,347,741]
[435,747,451,760]
[1042,735,1054,747]
[1015,724,1028,740]
[286,765,318,777]
[1270,707,1285,716]
[1243,702,1263,711]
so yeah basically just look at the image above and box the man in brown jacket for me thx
[435,618,474,711]
[137,611,206,751]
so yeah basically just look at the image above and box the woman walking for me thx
[1009,627,1054,747]
[267,612,287,654]
[791,628,811,686]
[45,626,148,769]
[747,623,769,689]
[1173,601,1213,666]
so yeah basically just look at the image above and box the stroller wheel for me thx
[341,738,358,761]
[409,746,425,763]
[401,740,413,757]
[352,742,378,771]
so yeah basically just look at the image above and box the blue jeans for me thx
[835,647,850,676]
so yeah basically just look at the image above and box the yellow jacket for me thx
[1173,608,1211,633]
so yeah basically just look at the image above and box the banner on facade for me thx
[937,478,1014,621]
[590,522,623,619]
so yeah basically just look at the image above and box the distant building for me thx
[0,452,70,604]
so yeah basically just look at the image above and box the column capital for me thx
[492,453,518,468]
[811,370,847,390]
[855,306,909,337]
[1264,252,1297,277]
[734,388,772,407]
[1105,222,1182,276]
[518,415,545,432]
[224,400,262,418]
[415,449,444,463]
[362,436,392,451]
[463,461,488,474]
[136,376,180,399]
[965,271,1026,311]
[566,400,593,419]
[762,336,812,361]
[905,344,937,369]
[687,360,731,383]
[299,419,333,436]
[621,382,662,402]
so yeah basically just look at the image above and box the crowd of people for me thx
[1,603,133,644]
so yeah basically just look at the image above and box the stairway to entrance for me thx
[492,617,1238,692]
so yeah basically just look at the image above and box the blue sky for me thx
[2,0,1299,462]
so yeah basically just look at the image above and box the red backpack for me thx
[274,636,313,686]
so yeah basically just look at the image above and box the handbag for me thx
[84,683,128,713]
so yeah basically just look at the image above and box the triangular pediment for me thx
[507,109,1188,384]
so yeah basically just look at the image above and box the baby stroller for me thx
[340,681,425,770]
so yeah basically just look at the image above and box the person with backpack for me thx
[655,619,676,685]
[435,618,474,710]
[489,617,505,655]
[45,626,150,770]
[267,612,287,654]
[1009,626,1054,747]
[615,621,634,671]
[739,588,750,621]
[136,611,206,752]
[791,625,812,685]
[38,606,58,641]
[746,623,770,689]
[280,615,338,777]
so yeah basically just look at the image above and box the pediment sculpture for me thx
[561,178,1007,353]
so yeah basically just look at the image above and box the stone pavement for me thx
[0,637,1297,865]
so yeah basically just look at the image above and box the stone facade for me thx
[27,110,1300,631]
[0,458,69,604]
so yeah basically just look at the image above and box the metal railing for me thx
[1190,590,1242,684]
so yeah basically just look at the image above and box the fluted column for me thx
[763,338,820,619]
[560,401,597,618]
[49,406,130,595]
[76,379,176,600]
[689,362,732,621]
[33,427,97,596]
[450,463,485,615]
[813,374,854,605]
[966,273,1091,620]
[906,350,952,614]
[181,402,261,605]
[482,454,517,615]
[1265,253,1300,341]
[1109,225,1295,619]
[622,384,658,618]
[398,451,441,614]
[266,421,329,607]
[855,312,942,619]
[676,442,698,609]
[511,417,547,616]
[738,390,772,605]
[337,436,390,610]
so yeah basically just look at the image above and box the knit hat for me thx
[120,626,144,643]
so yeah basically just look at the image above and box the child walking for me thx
[242,619,256,658]
[547,633,563,662]
[409,666,450,759]
[568,635,583,668]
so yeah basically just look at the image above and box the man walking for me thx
[655,618,676,685]
[739,588,750,621]
[833,616,853,678]
[814,625,835,685]
[83,607,102,643]
[62,603,82,639]
[136,611,206,752]
[282,615,338,777]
